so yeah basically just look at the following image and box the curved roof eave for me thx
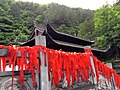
[46,33,110,53]
[46,24,94,46]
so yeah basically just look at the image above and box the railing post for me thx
[84,47,117,90]
[106,63,116,90]
[111,74,116,90]
[84,46,98,90]
[35,35,51,90]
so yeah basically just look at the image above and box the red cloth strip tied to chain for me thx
[92,54,120,88]
[0,45,120,89]
[0,44,17,89]
[17,46,40,87]
[0,45,41,89]
[48,49,94,88]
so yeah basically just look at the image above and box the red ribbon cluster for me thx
[0,45,120,89]
[93,56,120,88]
[48,49,94,87]
[0,45,41,87]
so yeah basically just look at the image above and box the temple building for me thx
[22,24,114,60]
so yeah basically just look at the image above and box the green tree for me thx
[16,33,28,42]
[35,15,44,23]
[0,0,95,45]
[77,23,85,38]
[94,5,120,49]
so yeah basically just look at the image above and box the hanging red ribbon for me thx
[0,45,120,89]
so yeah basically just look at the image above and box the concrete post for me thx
[35,35,51,90]
[106,63,116,90]
[84,46,98,90]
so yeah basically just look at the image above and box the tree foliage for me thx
[94,5,120,49]
[0,0,95,45]
[0,0,119,51]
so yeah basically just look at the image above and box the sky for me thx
[16,0,117,10]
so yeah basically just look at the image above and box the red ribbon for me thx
[0,45,120,89]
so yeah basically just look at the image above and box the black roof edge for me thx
[47,24,95,44]
[46,33,110,53]
[28,26,45,40]
[20,36,35,46]
[47,33,85,49]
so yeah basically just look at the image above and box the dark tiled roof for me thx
[46,24,94,46]
[21,24,112,59]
